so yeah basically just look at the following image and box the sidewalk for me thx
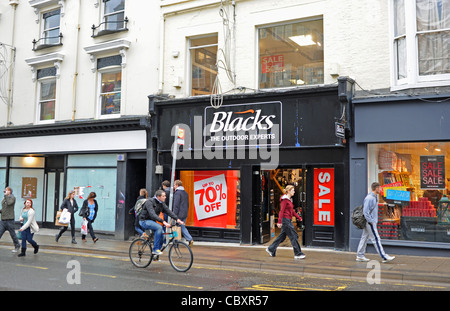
[2,228,450,286]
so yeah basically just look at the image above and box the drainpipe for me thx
[158,13,165,94]
[7,0,19,127]
[71,0,81,121]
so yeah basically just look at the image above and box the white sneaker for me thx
[356,256,370,262]
[152,250,163,256]
[294,253,306,259]
[382,255,395,263]
[265,248,274,257]
[12,246,20,253]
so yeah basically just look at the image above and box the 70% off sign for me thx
[193,174,228,221]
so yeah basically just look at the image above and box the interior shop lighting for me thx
[424,143,432,152]
[289,34,317,46]
[435,144,442,152]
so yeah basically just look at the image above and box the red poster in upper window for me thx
[262,55,284,73]
[313,168,335,226]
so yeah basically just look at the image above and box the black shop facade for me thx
[149,80,353,250]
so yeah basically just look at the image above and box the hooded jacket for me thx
[173,186,189,220]
[278,194,302,225]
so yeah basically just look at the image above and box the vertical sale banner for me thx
[194,174,228,221]
[313,168,335,226]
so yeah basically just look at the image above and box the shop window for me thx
[258,18,324,89]
[98,68,122,116]
[368,142,450,243]
[392,0,450,88]
[66,154,118,232]
[189,35,218,96]
[179,170,240,229]
[0,157,7,192]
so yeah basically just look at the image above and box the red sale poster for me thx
[180,170,238,229]
[313,168,335,226]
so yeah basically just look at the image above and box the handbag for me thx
[59,208,71,225]
[81,219,88,235]
[17,230,22,240]
[55,210,68,227]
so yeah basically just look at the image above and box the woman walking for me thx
[56,191,79,244]
[79,192,98,243]
[266,185,305,259]
[18,199,39,257]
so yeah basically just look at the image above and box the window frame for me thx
[391,0,450,90]
[188,34,219,97]
[101,0,126,32]
[41,8,61,46]
[97,65,122,118]
[37,75,57,124]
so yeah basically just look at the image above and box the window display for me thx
[368,142,450,243]
[179,170,240,229]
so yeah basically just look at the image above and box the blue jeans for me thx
[21,227,38,249]
[267,218,302,257]
[139,220,163,251]
[179,217,192,242]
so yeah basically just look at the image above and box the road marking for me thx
[244,283,347,291]
[81,272,116,279]
[16,264,48,270]
[156,281,203,289]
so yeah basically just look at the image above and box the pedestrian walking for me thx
[266,185,305,259]
[129,188,148,238]
[172,180,193,246]
[162,180,171,205]
[0,187,21,253]
[56,190,79,244]
[356,182,395,263]
[18,199,39,257]
[139,190,184,256]
[79,192,99,243]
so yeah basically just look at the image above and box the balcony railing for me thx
[32,33,63,51]
[91,16,129,37]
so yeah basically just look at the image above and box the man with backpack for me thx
[139,189,184,256]
[356,182,395,263]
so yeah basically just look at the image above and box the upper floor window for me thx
[103,0,125,31]
[97,55,122,117]
[392,0,450,88]
[189,35,218,96]
[258,18,324,89]
[37,67,57,122]
[42,9,61,45]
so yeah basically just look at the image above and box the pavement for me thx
[2,228,450,287]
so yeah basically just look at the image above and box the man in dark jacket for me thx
[139,190,184,255]
[0,187,20,252]
[172,180,193,246]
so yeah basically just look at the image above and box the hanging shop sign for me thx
[313,168,335,226]
[420,155,445,189]
[204,101,282,148]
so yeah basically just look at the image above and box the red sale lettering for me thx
[194,174,228,221]
[313,168,335,226]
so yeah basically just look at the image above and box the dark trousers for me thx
[267,218,302,256]
[57,214,76,239]
[82,219,96,240]
[21,227,38,249]
[0,220,20,248]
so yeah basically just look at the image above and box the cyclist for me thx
[138,189,184,256]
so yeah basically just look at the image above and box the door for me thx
[43,169,64,227]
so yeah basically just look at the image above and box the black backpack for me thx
[351,205,367,229]
[134,199,147,217]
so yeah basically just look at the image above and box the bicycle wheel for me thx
[129,238,153,268]
[168,241,193,272]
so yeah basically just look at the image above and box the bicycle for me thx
[129,224,194,272]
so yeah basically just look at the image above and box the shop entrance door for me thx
[43,169,64,227]
[258,167,307,245]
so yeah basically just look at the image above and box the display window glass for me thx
[368,142,450,243]
[179,170,240,229]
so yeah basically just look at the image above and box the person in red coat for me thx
[266,185,305,259]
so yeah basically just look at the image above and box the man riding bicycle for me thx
[139,189,184,256]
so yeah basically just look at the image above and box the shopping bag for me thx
[17,230,22,240]
[174,225,182,241]
[59,208,71,225]
[55,210,68,227]
[81,219,88,235]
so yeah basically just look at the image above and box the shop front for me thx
[150,79,353,249]
[0,117,148,240]
[351,95,450,256]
